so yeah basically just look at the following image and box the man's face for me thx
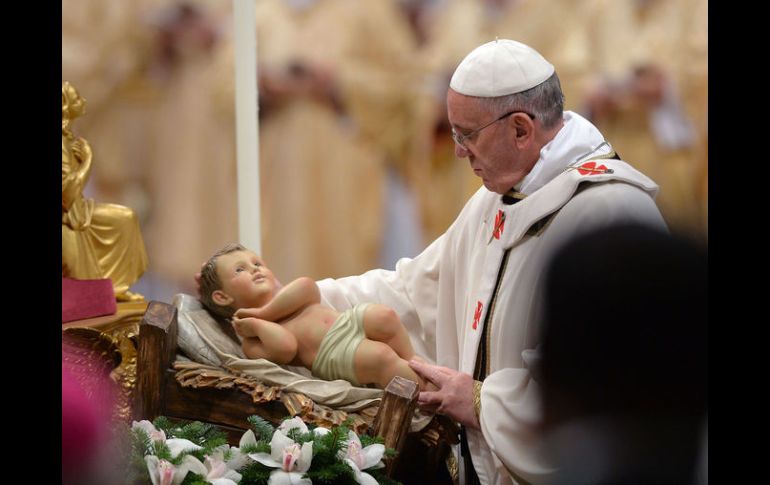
[446,89,532,194]
[216,250,279,309]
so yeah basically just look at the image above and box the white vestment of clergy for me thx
[318,111,667,484]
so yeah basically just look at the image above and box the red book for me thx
[62,277,117,323]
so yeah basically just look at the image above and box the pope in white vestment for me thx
[317,39,667,485]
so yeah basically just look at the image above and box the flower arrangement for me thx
[128,415,401,485]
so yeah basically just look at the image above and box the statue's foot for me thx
[116,290,145,302]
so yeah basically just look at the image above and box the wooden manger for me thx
[134,300,458,482]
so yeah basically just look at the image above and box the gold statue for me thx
[62,81,148,301]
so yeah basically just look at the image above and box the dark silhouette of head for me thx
[539,222,707,484]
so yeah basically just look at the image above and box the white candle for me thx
[232,0,261,253]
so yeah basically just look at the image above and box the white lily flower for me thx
[131,419,203,459]
[145,453,221,485]
[342,431,386,485]
[249,428,313,485]
[225,446,250,472]
[202,447,244,484]
[154,448,242,485]
[165,438,204,458]
[277,417,310,435]
[312,426,331,437]
[132,420,167,442]
[239,429,258,449]
[145,456,177,485]
[173,455,213,485]
[266,469,313,485]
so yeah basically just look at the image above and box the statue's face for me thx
[62,83,85,119]
[215,250,279,309]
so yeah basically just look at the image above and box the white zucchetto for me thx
[450,39,555,97]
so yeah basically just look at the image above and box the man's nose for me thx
[454,142,470,158]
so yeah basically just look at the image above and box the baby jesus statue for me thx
[199,243,427,390]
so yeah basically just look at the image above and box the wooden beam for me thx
[371,376,419,475]
[135,301,177,420]
[163,372,290,432]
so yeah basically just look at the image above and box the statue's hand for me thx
[234,307,266,320]
[71,139,90,163]
[231,316,261,338]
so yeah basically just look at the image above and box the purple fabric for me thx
[62,277,116,323]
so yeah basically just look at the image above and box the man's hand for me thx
[409,359,480,430]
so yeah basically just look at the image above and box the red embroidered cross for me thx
[472,301,483,330]
[493,210,505,240]
[577,161,610,176]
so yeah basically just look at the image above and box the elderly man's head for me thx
[447,39,565,194]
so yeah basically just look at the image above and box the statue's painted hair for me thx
[199,242,246,319]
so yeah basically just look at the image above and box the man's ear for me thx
[212,290,234,306]
[511,112,535,144]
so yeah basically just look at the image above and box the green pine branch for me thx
[247,415,275,441]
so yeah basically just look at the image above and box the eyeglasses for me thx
[451,110,535,149]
